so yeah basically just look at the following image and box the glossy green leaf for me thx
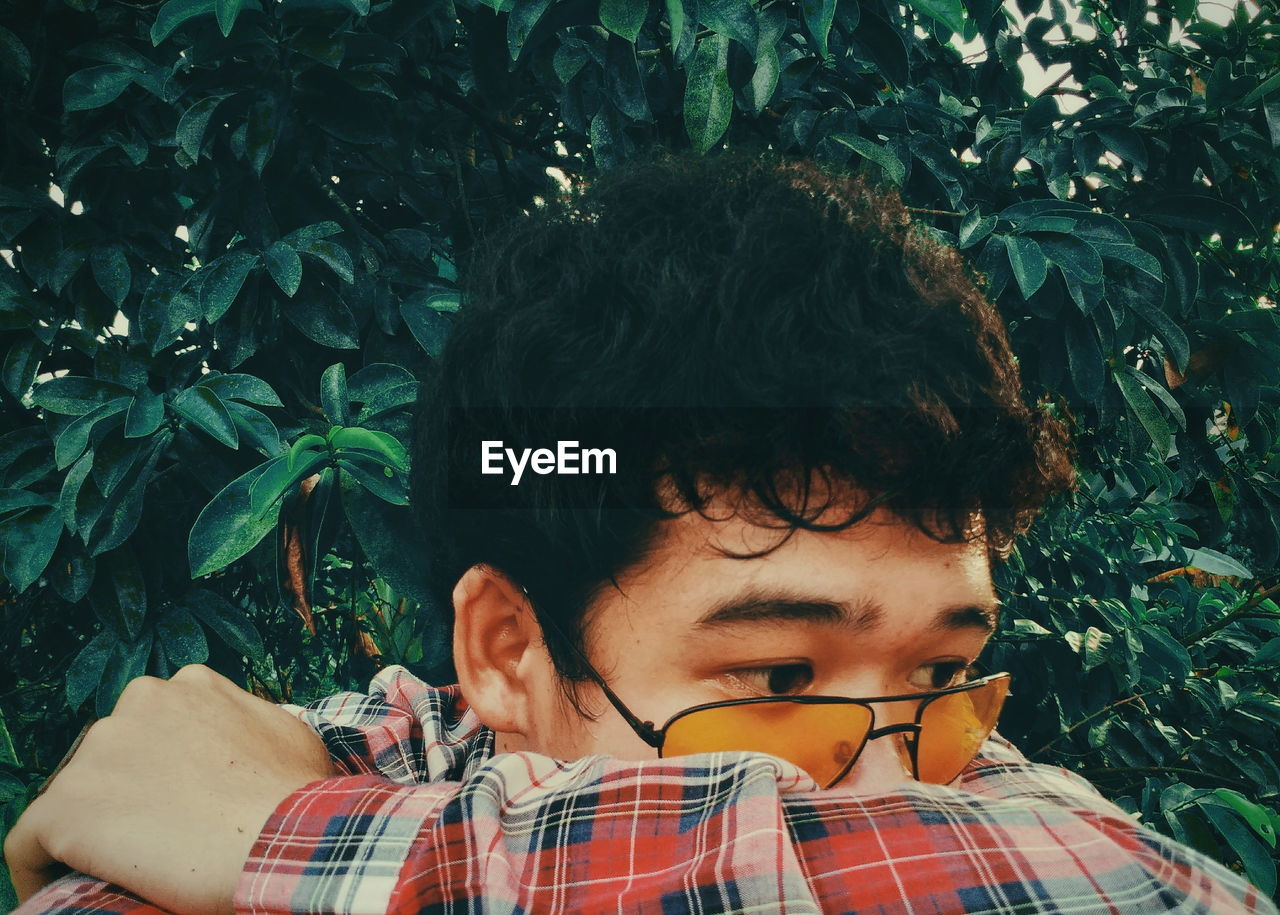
[801,0,836,58]
[742,44,779,115]
[200,251,258,323]
[348,365,415,404]
[65,630,113,711]
[48,536,95,602]
[124,387,165,439]
[151,0,216,44]
[913,0,966,35]
[599,0,646,42]
[225,401,283,457]
[197,372,283,408]
[0,427,50,490]
[1211,789,1278,849]
[245,96,279,176]
[33,376,133,416]
[0,502,62,593]
[1202,804,1277,896]
[684,34,732,155]
[89,547,147,639]
[54,398,130,469]
[832,134,905,185]
[401,299,452,358]
[138,271,200,354]
[1128,369,1184,430]
[96,633,152,718]
[336,454,408,505]
[357,380,418,423]
[156,608,209,668]
[1039,235,1103,285]
[338,473,433,608]
[184,588,265,661]
[284,296,359,349]
[1006,235,1048,299]
[177,94,232,160]
[1183,547,1251,578]
[1115,365,1172,456]
[1065,318,1104,400]
[664,0,687,56]
[328,426,408,472]
[2,337,42,400]
[91,462,157,557]
[959,207,997,249]
[509,0,555,59]
[90,245,131,307]
[214,0,247,36]
[0,24,31,84]
[1240,71,1280,108]
[300,240,354,284]
[1136,195,1255,238]
[1064,626,1112,671]
[64,65,134,111]
[287,434,327,471]
[188,459,287,577]
[248,451,320,516]
[173,386,239,449]
[264,241,302,297]
[698,0,758,53]
[321,363,350,426]
[59,451,95,535]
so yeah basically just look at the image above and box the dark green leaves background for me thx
[1,0,1280,903]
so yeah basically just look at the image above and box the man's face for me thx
[504,495,1001,794]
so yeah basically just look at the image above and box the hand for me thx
[4,664,338,915]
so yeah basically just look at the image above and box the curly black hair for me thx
[410,147,1076,683]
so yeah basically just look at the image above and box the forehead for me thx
[589,492,997,639]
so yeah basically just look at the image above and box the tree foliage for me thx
[2,0,1280,904]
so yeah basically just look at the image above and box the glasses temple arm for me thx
[521,589,664,748]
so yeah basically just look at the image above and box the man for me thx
[7,151,1274,913]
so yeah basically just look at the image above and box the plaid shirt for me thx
[17,664,1276,914]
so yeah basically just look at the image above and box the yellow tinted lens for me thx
[915,676,1009,784]
[662,702,874,787]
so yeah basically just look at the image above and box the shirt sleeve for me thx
[233,751,1277,915]
[11,875,177,915]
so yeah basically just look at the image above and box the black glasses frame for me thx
[522,587,1010,788]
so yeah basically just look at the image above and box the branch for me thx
[1182,581,1280,646]
[1033,686,1165,756]
[907,206,962,217]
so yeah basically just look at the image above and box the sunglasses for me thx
[525,589,1011,789]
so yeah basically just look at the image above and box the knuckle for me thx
[113,674,164,712]
[171,662,216,684]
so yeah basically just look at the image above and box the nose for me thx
[830,729,914,794]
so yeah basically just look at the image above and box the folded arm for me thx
[14,666,1275,915]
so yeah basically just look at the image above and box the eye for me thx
[908,660,973,691]
[725,663,815,697]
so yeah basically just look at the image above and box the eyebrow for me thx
[694,589,1001,635]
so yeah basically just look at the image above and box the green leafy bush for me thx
[1,0,1279,904]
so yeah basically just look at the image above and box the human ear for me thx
[451,565,544,735]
